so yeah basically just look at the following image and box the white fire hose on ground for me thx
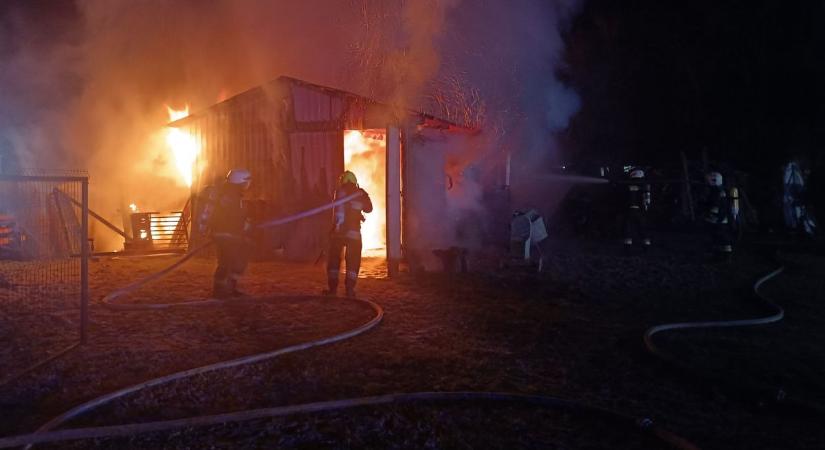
[1,192,699,450]
[0,193,368,385]
[644,255,825,415]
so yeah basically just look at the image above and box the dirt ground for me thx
[1,234,824,449]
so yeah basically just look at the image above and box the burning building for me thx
[168,76,481,274]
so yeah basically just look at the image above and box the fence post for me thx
[81,177,89,344]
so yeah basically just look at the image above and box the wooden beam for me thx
[386,126,402,277]
[56,189,131,241]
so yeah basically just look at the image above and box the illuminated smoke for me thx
[1,0,582,252]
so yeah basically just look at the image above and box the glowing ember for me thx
[165,105,199,187]
[344,130,386,256]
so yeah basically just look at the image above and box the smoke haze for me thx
[0,0,582,250]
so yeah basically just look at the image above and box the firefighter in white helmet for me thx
[324,171,372,298]
[199,169,253,298]
[702,171,737,260]
[622,167,652,252]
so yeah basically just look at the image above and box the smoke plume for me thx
[1,0,581,251]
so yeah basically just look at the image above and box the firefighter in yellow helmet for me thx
[324,171,372,297]
[199,169,253,298]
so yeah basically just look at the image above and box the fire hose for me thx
[1,391,697,449]
[102,190,365,309]
[644,255,825,415]
[0,192,369,386]
[0,192,699,449]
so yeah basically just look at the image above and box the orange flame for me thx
[165,105,199,187]
[344,130,386,256]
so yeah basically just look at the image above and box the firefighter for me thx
[783,160,817,237]
[324,171,372,298]
[702,171,736,260]
[200,169,253,298]
[622,168,652,252]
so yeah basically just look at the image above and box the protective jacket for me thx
[332,183,372,240]
[200,183,250,237]
[626,181,651,211]
[704,187,731,225]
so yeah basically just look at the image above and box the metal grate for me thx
[150,211,186,248]
[129,207,189,252]
[0,174,89,370]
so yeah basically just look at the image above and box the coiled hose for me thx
[0,193,699,449]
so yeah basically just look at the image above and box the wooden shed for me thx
[169,76,478,275]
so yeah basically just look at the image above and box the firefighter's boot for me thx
[228,275,247,297]
[322,271,339,296]
[720,245,734,263]
[212,278,232,299]
[345,273,357,298]
[623,238,634,255]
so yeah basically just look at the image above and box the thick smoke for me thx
[0,2,82,172]
[405,0,583,264]
[1,0,581,252]
[432,0,583,208]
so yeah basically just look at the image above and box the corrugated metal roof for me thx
[168,76,477,133]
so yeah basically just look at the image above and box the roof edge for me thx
[168,75,477,133]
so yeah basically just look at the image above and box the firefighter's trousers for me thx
[623,208,651,247]
[326,236,362,295]
[706,221,733,256]
[214,235,250,295]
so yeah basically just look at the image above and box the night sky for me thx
[565,0,825,173]
[2,1,824,174]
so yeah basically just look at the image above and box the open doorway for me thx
[343,130,386,257]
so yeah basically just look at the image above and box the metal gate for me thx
[0,174,89,380]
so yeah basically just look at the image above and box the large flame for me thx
[165,105,199,187]
[344,130,386,256]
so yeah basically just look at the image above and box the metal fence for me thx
[0,175,89,372]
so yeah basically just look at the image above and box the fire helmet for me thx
[226,169,252,188]
[706,172,723,187]
[338,170,358,187]
[629,168,645,179]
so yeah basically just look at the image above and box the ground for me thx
[1,234,824,449]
